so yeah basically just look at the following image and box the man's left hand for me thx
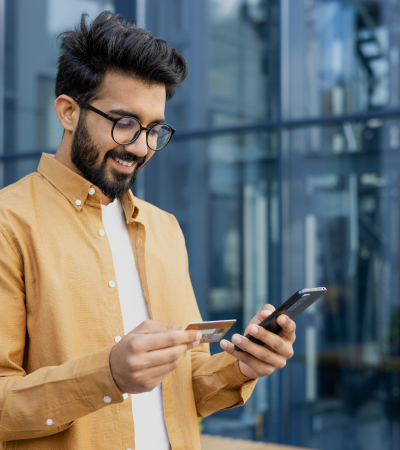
[220,304,296,379]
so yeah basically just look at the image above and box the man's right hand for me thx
[109,320,202,394]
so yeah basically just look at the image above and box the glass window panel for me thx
[288,119,400,157]
[1,0,114,189]
[208,0,278,126]
[148,0,279,133]
[282,121,400,450]
[282,0,400,119]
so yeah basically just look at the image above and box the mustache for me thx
[105,149,146,166]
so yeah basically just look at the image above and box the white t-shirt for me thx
[101,199,170,450]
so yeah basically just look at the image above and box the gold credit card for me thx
[185,320,236,343]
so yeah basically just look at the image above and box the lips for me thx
[110,157,137,173]
[114,157,134,167]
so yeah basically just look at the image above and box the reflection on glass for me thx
[2,0,114,188]
[204,131,277,437]
[285,122,400,449]
[283,0,397,118]
[208,0,278,126]
[289,119,400,156]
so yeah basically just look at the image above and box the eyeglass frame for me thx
[71,96,175,151]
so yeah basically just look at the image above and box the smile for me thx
[115,157,135,167]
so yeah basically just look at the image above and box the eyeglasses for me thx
[72,97,175,151]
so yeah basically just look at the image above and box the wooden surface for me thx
[200,434,316,450]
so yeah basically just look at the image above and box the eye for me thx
[115,118,137,129]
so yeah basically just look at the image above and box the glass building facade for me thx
[1,1,400,449]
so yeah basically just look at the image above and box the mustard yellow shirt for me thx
[0,154,256,450]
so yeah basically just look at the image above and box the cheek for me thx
[87,115,115,148]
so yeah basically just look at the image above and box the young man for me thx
[0,12,296,450]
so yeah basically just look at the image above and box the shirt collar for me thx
[121,189,139,224]
[37,153,139,222]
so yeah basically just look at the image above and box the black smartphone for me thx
[234,287,327,351]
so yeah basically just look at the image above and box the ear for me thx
[54,95,81,132]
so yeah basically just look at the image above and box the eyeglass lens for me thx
[113,117,172,150]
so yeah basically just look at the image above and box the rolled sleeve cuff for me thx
[221,354,257,402]
[76,345,123,411]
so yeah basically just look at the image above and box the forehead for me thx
[95,71,166,115]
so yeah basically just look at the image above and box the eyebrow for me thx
[108,108,165,124]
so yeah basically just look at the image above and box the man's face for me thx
[71,72,166,200]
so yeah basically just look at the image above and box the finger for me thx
[231,333,288,367]
[132,319,182,335]
[246,325,294,359]
[130,329,202,352]
[129,343,190,372]
[246,304,276,328]
[276,315,296,343]
[220,339,276,378]
[132,357,186,393]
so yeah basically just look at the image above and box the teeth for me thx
[115,157,133,167]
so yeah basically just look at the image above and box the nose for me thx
[123,129,148,158]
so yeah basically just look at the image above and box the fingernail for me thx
[220,340,228,349]
[250,325,258,335]
[279,316,286,325]
[193,340,200,347]
[232,335,242,345]
[262,309,272,316]
[196,332,202,340]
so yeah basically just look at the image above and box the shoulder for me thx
[0,172,47,249]
[0,172,44,211]
[0,172,53,236]
[0,172,44,198]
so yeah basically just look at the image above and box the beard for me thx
[71,113,146,200]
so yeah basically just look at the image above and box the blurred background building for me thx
[1,0,400,449]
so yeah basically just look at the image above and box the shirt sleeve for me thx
[0,227,123,442]
[184,246,257,418]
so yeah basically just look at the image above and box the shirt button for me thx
[75,199,82,206]
[103,396,112,404]
[137,238,142,246]
[109,280,116,288]
[123,393,129,400]
[115,336,122,343]
[46,419,53,426]
[88,187,95,195]
[99,229,105,237]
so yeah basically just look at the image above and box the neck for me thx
[54,133,79,175]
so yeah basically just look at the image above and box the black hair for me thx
[55,11,187,101]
